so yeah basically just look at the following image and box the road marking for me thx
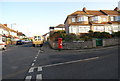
[42,57,99,68]
[35,57,37,59]
[38,50,40,54]
[34,59,36,62]
[36,74,42,80]
[28,67,34,73]
[31,63,34,66]
[25,76,32,81]
[38,67,42,71]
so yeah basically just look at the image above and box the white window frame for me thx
[110,16,114,21]
[94,26,104,32]
[103,18,107,22]
[115,16,120,21]
[78,16,88,22]
[71,18,76,22]
[93,16,101,21]
[79,26,90,33]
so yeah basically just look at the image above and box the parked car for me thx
[16,40,23,45]
[0,41,6,50]
[22,40,31,44]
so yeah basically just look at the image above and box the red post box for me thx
[58,38,62,49]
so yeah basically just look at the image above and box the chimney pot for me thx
[4,24,7,26]
[83,7,86,12]
[114,7,119,11]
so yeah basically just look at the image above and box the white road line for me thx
[28,67,34,73]
[38,67,42,71]
[35,57,37,59]
[25,76,32,81]
[38,50,40,54]
[31,63,35,66]
[36,74,42,80]
[42,57,99,68]
[34,59,36,62]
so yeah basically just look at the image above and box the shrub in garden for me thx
[50,30,66,41]
[112,31,120,38]
[64,33,77,42]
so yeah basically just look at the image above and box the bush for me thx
[80,31,112,40]
[100,32,112,38]
[50,30,66,41]
[64,33,77,42]
[112,31,120,38]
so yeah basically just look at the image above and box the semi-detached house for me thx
[64,7,120,35]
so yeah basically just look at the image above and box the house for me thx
[49,24,65,31]
[0,24,10,37]
[64,7,120,35]
[49,24,65,36]
[53,24,65,31]
[0,24,26,44]
[17,32,26,39]
[43,32,50,41]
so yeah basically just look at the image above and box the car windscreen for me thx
[34,36,41,40]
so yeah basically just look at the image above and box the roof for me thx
[90,22,112,25]
[64,7,120,24]
[0,24,18,33]
[10,29,18,33]
[0,24,10,31]
[100,10,119,15]
[86,10,105,15]
[69,23,90,26]
[108,21,120,24]
[56,24,65,28]
[68,11,87,16]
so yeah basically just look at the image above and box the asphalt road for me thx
[1,43,119,81]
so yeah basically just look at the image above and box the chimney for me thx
[4,24,7,27]
[114,7,119,11]
[83,7,86,12]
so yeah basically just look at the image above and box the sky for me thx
[0,0,119,37]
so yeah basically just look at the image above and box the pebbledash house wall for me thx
[49,38,119,50]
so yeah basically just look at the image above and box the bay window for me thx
[71,18,76,22]
[78,16,88,22]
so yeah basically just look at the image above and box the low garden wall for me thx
[103,38,120,46]
[49,38,119,50]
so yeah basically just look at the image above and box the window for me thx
[115,16,120,21]
[84,16,88,21]
[79,26,90,33]
[34,36,37,39]
[110,16,114,21]
[94,26,104,31]
[113,25,118,30]
[72,18,76,22]
[92,16,101,21]
[103,18,107,22]
[78,16,88,22]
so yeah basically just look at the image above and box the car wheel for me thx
[33,44,35,47]
[2,48,5,50]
